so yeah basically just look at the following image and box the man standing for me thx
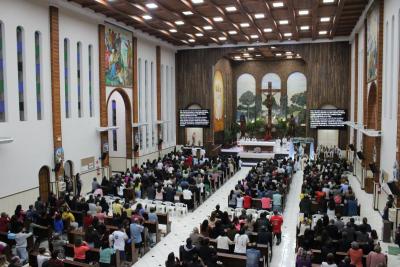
[269,210,283,245]
[130,219,145,254]
[109,225,128,262]
[15,227,33,264]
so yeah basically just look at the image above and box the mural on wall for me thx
[287,72,307,128]
[105,24,133,87]
[237,73,256,121]
[366,2,379,82]
[213,70,224,132]
[261,73,282,119]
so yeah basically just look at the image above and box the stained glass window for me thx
[35,31,42,120]
[17,26,25,121]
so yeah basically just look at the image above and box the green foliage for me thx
[239,90,256,106]
[290,92,306,107]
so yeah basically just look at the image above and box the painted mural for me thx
[236,73,256,121]
[213,70,224,132]
[287,72,307,126]
[367,2,379,82]
[105,24,133,87]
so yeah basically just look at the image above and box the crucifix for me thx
[260,81,281,136]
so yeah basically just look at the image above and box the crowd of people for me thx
[165,158,294,267]
[0,149,239,267]
[296,158,388,267]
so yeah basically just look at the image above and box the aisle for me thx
[270,170,304,267]
[133,167,251,267]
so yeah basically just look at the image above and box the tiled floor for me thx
[132,168,400,267]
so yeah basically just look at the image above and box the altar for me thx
[238,139,275,153]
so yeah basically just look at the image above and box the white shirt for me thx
[234,234,249,254]
[321,263,337,267]
[109,230,128,251]
[236,197,244,208]
[217,236,232,250]
[182,189,193,200]
[37,254,50,267]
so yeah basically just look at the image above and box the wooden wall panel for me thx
[98,24,108,166]
[176,42,351,148]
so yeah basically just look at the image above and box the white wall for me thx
[0,0,54,205]
[107,92,126,158]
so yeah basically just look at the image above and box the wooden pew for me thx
[217,252,264,267]
[63,259,99,267]
[143,221,160,243]
[156,213,171,234]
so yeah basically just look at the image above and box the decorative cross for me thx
[260,81,281,134]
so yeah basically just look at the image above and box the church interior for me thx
[1,0,400,266]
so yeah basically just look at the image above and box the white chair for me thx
[155,202,166,213]
[145,200,156,213]
[163,201,176,217]
[175,203,188,216]
[235,208,244,217]
[226,207,235,218]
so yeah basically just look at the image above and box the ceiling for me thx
[69,0,368,46]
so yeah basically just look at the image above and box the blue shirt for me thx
[148,213,158,223]
[130,223,144,244]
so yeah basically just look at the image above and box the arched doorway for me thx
[106,88,132,159]
[64,160,74,194]
[185,104,204,146]
[38,166,50,202]
[317,104,340,147]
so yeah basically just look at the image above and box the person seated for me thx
[165,252,182,267]
[179,238,197,264]
[366,245,387,267]
[295,247,312,267]
[347,241,363,267]
[321,253,337,267]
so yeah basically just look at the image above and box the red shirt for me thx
[261,197,271,209]
[270,215,283,233]
[83,215,93,229]
[74,244,90,260]
[0,217,10,232]
[315,191,325,202]
[243,195,252,209]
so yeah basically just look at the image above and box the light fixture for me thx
[175,20,185,25]
[298,10,309,16]
[213,17,223,22]
[256,54,262,57]
[240,23,250,28]
[218,36,227,41]
[319,30,328,35]
[191,0,204,4]
[250,35,258,39]
[247,57,253,60]
[142,15,152,20]
[145,3,158,9]
[275,53,282,56]
[279,20,289,25]
[272,2,284,8]
[320,17,330,22]
[287,56,293,59]
[182,11,193,16]
[234,56,241,59]
[228,30,237,35]
[271,46,276,49]
[225,6,237,12]
[195,33,203,37]
[243,53,250,57]
[188,39,195,43]
[203,25,213,30]
[254,13,265,19]
[285,51,293,55]
[169,29,177,33]
[248,47,255,51]
[300,25,310,31]
[264,28,273,33]
[323,0,335,3]
[284,32,292,37]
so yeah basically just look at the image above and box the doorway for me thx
[38,166,50,202]
[64,160,74,194]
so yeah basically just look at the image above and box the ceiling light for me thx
[264,28,273,33]
[247,57,253,60]
[275,53,282,56]
[195,33,203,37]
[213,17,223,22]
[191,0,204,4]
[323,0,335,3]
[240,23,250,28]
[250,35,258,39]
[254,13,265,19]
[228,30,237,35]
[203,25,212,30]
[248,47,255,51]
[175,20,185,25]
[142,15,152,20]
[169,29,177,33]
[234,56,241,59]
[319,30,328,35]
[188,39,195,43]
[284,33,292,37]
[218,36,227,41]
[271,46,276,49]
[287,56,293,59]
[300,25,310,31]
[225,6,237,12]
[182,11,193,16]
[256,54,262,57]
[320,17,330,22]
[272,2,284,8]
[285,51,293,55]
[145,3,158,9]
[298,10,309,16]
[279,20,289,25]
[243,53,250,57]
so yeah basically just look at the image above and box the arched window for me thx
[0,22,5,122]
[287,72,307,126]
[237,73,256,121]
[35,31,42,120]
[112,100,117,151]
[88,45,93,117]
[77,42,82,117]
[17,26,25,121]
[261,73,282,118]
[64,38,70,118]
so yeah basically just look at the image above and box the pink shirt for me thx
[261,197,271,209]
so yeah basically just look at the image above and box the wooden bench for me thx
[217,252,264,267]
[156,213,171,234]
[63,259,99,267]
